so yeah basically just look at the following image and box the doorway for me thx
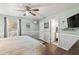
[7,18,18,37]
[50,18,59,45]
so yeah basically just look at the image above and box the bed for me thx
[0,36,45,55]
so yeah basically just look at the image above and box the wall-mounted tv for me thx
[67,13,79,28]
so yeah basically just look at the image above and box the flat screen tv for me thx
[67,13,79,28]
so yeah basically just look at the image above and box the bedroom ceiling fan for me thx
[16,4,39,16]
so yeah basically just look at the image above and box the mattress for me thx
[0,36,45,55]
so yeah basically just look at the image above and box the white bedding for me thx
[0,36,45,55]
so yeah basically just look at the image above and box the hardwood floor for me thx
[68,40,79,55]
[43,40,79,55]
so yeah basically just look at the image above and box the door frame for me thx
[50,17,59,43]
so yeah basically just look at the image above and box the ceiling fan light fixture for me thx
[26,11,29,15]
[17,4,39,16]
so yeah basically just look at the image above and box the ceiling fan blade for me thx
[31,9,39,11]
[16,10,25,12]
[29,11,36,16]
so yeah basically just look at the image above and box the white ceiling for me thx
[0,3,79,19]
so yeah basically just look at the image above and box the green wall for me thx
[39,6,79,37]
[0,14,39,35]
[0,15,4,34]
[21,18,39,32]
[55,7,79,34]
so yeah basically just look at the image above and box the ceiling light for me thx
[26,11,29,15]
